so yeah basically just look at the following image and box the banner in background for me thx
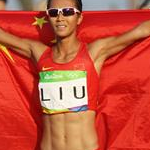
[0,10,150,150]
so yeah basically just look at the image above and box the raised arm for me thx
[0,28,48,60]
[89,20,150,61]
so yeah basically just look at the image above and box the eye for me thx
[63,8,75,16]
[47,9,58,17]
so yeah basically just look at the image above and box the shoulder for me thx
[87,36,118,61]
[87,38,108,62]
[88,37,113,52]
[29,40,49,62]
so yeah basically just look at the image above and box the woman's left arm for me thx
[90,20,150,61]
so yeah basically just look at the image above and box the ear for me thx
[77,13,83,25]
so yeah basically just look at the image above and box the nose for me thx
[56,12,64,20]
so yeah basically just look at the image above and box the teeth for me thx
[57,25,66,28]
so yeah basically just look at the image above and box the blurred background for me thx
[0,0,150,11]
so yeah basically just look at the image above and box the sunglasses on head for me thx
[46,7,80,17]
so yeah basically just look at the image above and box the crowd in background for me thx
[0,0,46,10]
[0,0,6,10]
[0,0,150,11]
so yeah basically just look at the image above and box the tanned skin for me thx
[0,0,150,149]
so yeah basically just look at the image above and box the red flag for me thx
[0,10,150,150]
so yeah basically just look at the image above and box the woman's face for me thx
[47,0,83,39]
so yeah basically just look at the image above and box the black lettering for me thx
[59,87,63,100]
[41,88,50,101]
[73,86,85,99]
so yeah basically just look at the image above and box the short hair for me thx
[139,0,150,9]
[47,0,82,12]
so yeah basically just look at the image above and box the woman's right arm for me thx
[0,28,48,60]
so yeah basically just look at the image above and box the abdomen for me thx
[41,110,98,150]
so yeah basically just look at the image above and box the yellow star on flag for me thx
[32,16,48,29]
[0,44,15,63]
[51,39,57,44]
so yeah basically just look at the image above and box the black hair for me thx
[139,0,150,9]
[47,0,82,12]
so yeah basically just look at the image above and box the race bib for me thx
[38,71,88,114]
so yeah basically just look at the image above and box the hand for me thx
[136,20,150,38]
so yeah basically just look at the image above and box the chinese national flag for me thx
[0,10,150,150]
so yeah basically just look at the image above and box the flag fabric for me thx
[0,10,150,150]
